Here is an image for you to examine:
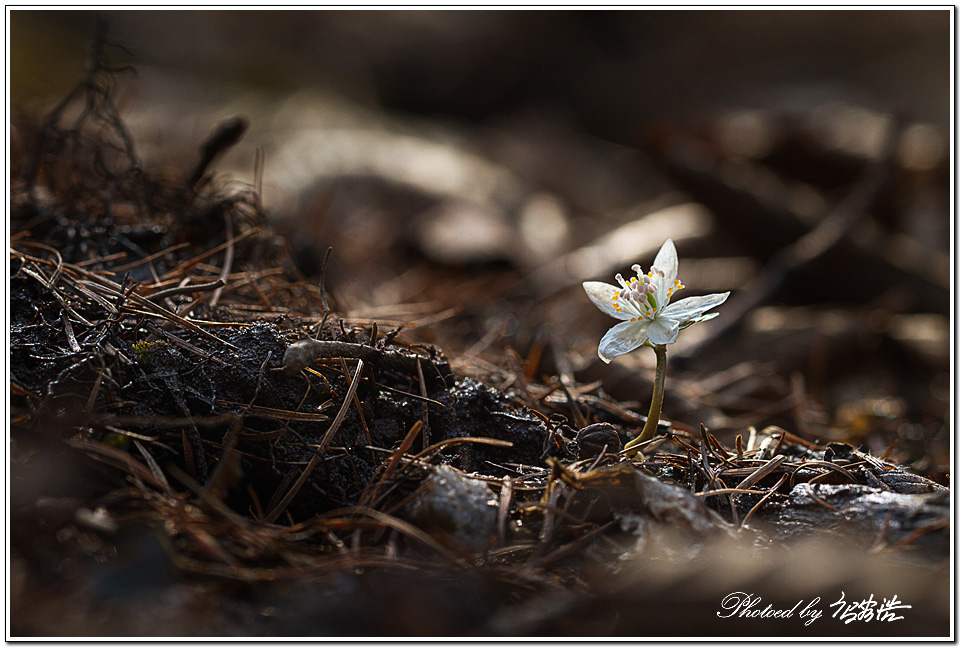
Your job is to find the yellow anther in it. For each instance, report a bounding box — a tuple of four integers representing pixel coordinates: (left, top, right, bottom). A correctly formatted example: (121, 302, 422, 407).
(630, 317, 637, 322)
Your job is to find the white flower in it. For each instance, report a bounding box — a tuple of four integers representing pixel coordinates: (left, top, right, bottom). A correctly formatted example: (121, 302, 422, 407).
(583, 238, 730, 363)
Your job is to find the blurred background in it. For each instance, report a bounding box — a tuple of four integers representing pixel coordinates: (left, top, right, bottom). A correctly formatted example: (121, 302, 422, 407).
(10, 9, 951, 473)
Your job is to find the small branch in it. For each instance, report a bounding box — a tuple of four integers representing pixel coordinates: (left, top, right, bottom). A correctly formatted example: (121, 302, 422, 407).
(282, 338, 453, 388)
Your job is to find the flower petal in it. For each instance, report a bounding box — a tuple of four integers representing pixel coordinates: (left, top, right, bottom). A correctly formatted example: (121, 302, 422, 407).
(598, 320, 651, 363)
(651, 238, 679, 308)
(662, 292, 730, 322)
(583, 281, 632, 320)
(647, 315, 680, 345)
(652, 239, 679, 286)
(679, 312, 719, 330)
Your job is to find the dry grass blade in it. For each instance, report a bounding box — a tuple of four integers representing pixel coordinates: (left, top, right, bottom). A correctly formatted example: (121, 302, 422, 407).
(332, 507, 470, 566)
(535, 520, 616, 568)
(340, 357, 371, 447)
(20, 266, 98, 325)
(789, 460, 859, 488)
(65, 437, 169, 492)
(133, 439, 175, 495)
(121, 290, 239, 350)
(416, 358, 431, 450)
(401, 306, 461, 329)
(550, 336, 587, 429)
(61, 314, 81, 352)
(412, 436, 514, 460)
(803, 486, 839, 511)
(497, 476, 513, 546)
(75, 252, 127, 267)
(697, 425, 720, 492)
(72, 270, 238, 350)
(740, 472, 791, 529)
(700, 424, 738, 524)
(263, 358, 365, 523)
(13, 240, 65, 287)
(354, 434, 516, 514)
(203, 419, 244, 502)
(145, 278, 226, 303)
(893, 518, 950, 549)
(142, 321, 228, 365)
(694, 487, 768, 498)
(181, 428, 198, 478)
(165, 463, 252, 526)
(158, 225, 265, 281)
(373, 381, 446, 407)
(519, 499, 597, 526)
(359, 420, 422, 508)
(70, 279, 121, 316)
(179, 523, 241, 567)
(93, 413, 239, 428)
(525, 484, 563, 566)
(208, 210, 234, 307)
(707, 432, 732, 461)
(214, 399, 329, 423)
(111, 242, 190, 272)
(735, 454, 788, 491)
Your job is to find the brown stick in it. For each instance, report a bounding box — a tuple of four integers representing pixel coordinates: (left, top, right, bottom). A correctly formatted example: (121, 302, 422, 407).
(282, 338, 452, 387)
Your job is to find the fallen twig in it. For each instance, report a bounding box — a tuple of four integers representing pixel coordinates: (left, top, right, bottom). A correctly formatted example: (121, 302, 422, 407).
(282, 338, 453, 387)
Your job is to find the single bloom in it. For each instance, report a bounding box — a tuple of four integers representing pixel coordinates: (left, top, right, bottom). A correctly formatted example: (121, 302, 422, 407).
(583, 238, 730, 363)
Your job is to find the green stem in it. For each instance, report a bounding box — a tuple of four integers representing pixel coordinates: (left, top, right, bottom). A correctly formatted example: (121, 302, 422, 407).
(623, 343, 667, 456)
